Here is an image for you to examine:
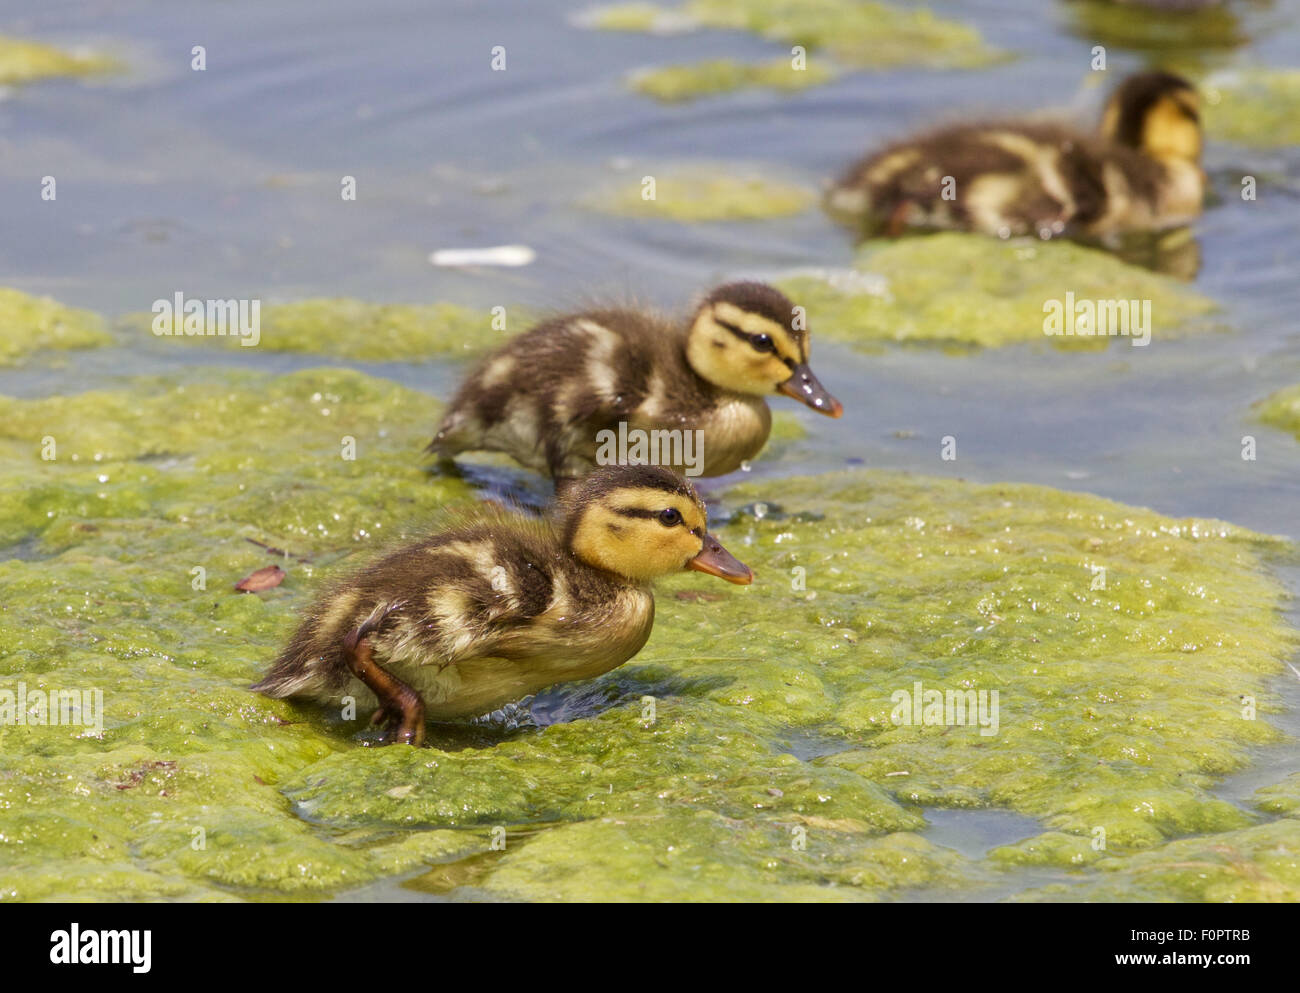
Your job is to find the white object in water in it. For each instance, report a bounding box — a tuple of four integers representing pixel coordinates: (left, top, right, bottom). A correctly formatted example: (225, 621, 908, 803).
(429, 244, 536, 267)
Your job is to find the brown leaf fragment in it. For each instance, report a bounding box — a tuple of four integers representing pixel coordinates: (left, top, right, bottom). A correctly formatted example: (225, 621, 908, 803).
(235, 565, 285, 592)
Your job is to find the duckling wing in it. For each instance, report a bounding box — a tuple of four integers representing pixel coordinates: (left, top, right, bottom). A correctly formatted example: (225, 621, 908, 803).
(253, 518, 559, 698)
(431, 308, 684, 478)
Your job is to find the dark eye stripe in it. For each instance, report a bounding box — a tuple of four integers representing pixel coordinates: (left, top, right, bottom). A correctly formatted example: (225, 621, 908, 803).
(614, 506, 693, 528)
(714, 318, 752, 343)
(717, 316, 794, 359)
(614, 507, 660, 519)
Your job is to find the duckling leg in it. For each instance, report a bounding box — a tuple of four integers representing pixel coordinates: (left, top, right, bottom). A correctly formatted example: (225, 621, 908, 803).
(886, 199, 915, 238)
(341, 618, 425, 747)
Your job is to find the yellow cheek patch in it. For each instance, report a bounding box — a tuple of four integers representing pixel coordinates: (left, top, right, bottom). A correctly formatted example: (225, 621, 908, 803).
(1145, 95, 1201, 161)
(572, 487, 710, 581)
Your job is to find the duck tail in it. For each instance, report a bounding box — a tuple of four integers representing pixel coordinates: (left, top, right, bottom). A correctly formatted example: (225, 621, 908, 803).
(250, 595, 360, 699)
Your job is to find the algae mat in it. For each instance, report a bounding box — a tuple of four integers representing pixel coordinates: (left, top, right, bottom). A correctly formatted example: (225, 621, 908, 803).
(127, 297, 509, 362)
(0, 288, 111, 367)
(1258, 384, 1300, 444)
(0, 367, 1296, 900)
(1203, 69, 1300, 149)
(0, 36, 114, 86)
(588, 1, 1003, 72)
(781, 234, 1219, 351)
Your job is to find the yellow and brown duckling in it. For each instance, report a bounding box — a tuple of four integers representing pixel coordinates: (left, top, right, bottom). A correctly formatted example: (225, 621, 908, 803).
(252, 465, 752, 745)
(427, 282, 842, 481)
(826, 70, 1204, 241)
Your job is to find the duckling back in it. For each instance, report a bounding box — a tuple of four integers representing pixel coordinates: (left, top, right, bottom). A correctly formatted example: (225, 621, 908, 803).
(429, 308, 764, 478)
(828, 72, 1203, 240)
(827, 122, 1112, 239)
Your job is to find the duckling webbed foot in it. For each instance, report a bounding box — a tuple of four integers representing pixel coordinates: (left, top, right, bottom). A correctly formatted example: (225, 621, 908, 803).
(341, 611, 425, 747)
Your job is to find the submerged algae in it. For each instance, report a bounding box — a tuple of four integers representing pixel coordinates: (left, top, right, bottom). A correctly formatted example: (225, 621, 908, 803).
(0, 36, 114, 86)
(592, 0, 1003, 71)
(630, 57, 833, 103)
(1, 360, 1294, 902)
(587, 169, 813, 221)
(780, 234, 1219, 350)
(0, 288, 111, 366)
(133, 298, 507, 361)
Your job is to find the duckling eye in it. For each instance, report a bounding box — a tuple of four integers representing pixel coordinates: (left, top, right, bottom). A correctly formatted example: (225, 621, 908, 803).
(750, 333, 775, 354)
(658, 508, 682, 527)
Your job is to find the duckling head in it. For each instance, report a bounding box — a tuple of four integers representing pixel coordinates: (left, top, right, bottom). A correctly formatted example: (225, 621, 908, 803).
(685, 281, 843, 418)
(563, 465, 753, 585)
(1101, 71, 1201, 166)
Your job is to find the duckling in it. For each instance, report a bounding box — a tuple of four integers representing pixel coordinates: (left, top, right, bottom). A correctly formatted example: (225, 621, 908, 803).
(826, 71, 1204, 241)
(251, 465, 752, 745)
(427, 282, 842, 481)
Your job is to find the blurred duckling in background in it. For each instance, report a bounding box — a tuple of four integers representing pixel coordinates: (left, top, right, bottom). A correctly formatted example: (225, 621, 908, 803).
(252, 465, 752, 745)
(826, 70, 1204, 242)
(428, 282, 842, 481)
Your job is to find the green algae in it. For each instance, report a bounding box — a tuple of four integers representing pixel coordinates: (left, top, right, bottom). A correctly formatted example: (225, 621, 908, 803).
(0, 36, 114, 86)
(1062, 1, 1248, 57)
(587, 169, 814, 220)
(631, 57, 834, 102)
(721, 471, 1293, 854)
(1203, 70, 1300, 149)
(0, 288, 111, 366)
(0, 360, 1294, 902)
(1019, 820, 1300, 902)
(1258, 383, 1300, 442)
(591, 0, 1004, 71)
(988, 831, 1106, 869)
(0, 369, 470, 549)
(589, 3, 667, 32)
(129, 298, 508, 361)
(779, 234, 1220, 350)
(0, 368, 490, 899)
(477, 813, 973, 901)
(1254, 774, 1300, 819)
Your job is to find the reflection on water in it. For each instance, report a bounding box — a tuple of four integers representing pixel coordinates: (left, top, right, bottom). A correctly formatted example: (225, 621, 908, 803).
(1090, 226, 1202, 278)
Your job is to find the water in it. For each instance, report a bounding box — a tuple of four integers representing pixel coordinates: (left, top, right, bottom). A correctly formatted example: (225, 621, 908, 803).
(5, 0, 1300, 900)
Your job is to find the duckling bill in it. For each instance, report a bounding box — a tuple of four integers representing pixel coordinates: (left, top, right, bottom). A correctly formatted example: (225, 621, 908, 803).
(826, 71, 1204, 241)
(252, 465, 752, 746)
(428, 281, 842, 481)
